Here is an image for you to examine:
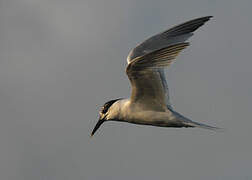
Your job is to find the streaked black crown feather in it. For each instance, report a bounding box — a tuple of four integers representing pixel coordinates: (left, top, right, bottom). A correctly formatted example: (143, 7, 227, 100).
(101, 98, 122, 114)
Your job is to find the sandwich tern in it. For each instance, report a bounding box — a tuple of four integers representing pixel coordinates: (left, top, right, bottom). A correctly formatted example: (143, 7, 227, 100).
(91, 16, 219, 136)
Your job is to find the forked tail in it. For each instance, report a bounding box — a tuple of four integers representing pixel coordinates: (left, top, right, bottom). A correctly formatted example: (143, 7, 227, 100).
(184, 120, 222, 132)
(172, 110, 222, 131)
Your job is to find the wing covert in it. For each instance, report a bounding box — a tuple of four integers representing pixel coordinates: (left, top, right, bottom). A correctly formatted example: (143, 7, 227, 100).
(126, 16, 212, 109)
(126, 43, 189, 110)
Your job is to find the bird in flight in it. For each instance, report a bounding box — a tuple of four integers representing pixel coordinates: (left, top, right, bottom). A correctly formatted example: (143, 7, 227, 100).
(91, 16, 219, 136)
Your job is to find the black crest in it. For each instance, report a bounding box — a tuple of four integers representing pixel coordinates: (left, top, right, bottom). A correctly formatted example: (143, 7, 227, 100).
(101, 98, 122, 114)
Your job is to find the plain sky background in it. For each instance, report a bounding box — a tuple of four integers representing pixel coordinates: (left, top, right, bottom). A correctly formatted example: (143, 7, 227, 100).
(0, 0, 252, 179)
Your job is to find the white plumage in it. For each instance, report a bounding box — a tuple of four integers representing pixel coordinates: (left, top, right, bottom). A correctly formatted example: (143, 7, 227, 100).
(91, 16, 219, 136)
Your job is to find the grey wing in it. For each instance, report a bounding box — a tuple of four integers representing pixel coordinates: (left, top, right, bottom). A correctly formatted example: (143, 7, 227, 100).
(127, 16, 212, 109)
(158, 69, 172, 109)
(127, 16, 212, 62)
(126, 43, 189, 111)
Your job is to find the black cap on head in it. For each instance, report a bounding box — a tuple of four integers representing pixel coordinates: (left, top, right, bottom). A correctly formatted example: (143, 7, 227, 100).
(101, 98, 122, 114)
(91, 98, 122, 137)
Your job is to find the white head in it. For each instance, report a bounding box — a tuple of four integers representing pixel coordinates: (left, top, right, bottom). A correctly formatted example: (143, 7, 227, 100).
(91, 98, 122, 136)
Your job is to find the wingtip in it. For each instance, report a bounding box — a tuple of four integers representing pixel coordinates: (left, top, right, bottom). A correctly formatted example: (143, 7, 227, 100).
(206, 16, 213, 21)
(189, 16, 213, 24)
(204, 15, 213, 19)
(198, 16, 213, 20)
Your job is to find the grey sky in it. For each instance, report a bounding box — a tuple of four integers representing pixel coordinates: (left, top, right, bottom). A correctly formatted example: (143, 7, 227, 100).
(0, 0, 252, 179)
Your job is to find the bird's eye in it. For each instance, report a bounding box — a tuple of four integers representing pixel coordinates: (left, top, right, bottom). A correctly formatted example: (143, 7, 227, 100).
(100, 105, 106, 113)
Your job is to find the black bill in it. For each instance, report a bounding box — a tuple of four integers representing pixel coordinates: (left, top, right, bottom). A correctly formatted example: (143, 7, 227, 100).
(91, 119, 105, 137)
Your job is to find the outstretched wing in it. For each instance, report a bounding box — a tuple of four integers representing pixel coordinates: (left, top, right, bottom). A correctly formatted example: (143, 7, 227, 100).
(127, 16, 212, 109)
(126, 43, 189, 111)
(127, 16, 212, 62)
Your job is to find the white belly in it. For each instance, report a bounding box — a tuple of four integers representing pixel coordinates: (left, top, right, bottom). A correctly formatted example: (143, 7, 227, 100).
(115, 99, 188, 127)
(127, 110, 179, 126)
